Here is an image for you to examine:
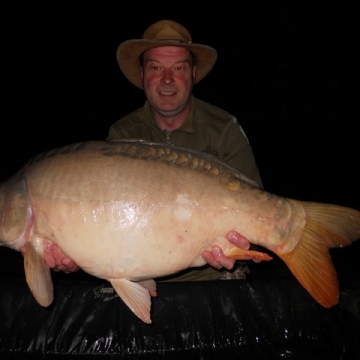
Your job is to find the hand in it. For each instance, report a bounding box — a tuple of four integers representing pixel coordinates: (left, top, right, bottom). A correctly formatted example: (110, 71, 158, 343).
(201, 231, 250, 270)
(21, 238, 80, 273)
(43, 239, 80, 273)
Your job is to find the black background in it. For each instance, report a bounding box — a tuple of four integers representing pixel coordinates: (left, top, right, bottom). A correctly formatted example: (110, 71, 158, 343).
(1, 2, 359, 276)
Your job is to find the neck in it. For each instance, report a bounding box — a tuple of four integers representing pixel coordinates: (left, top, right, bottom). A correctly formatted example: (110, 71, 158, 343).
(152, 106, 191, 131)
(154, 114, 186, 131)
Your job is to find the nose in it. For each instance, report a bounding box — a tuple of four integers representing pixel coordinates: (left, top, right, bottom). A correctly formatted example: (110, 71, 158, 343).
(161, 69, 174, 85)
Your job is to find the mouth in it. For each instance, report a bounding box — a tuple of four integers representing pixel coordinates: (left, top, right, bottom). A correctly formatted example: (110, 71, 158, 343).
(159, 91, 176, 96)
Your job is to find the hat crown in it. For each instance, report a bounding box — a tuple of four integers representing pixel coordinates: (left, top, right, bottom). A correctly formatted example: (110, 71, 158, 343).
(142, 20, 192, 44)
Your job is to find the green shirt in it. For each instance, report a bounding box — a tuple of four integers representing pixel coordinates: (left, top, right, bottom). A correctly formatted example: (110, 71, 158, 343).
(107, 96, 263, 187)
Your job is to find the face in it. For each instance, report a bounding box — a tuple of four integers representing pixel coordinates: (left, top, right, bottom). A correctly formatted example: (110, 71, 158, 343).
(141, 46, 196, 122)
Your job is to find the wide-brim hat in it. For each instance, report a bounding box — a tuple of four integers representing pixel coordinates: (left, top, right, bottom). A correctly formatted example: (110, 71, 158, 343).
(116, 20, 217, 89)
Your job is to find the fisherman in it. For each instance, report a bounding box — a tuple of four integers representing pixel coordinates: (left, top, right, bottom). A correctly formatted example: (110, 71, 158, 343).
(30, 20, 263, 280)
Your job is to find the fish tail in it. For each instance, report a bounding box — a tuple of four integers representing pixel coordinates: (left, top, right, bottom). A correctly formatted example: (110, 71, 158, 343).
(278, 201, 360, 308)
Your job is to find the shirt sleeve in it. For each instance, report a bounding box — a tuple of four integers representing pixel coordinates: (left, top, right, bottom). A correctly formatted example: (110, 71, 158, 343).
(106, 122, 127, 141)
(218, 116, 263, 188)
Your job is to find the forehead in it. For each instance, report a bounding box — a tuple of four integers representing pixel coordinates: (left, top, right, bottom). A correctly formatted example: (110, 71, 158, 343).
(143, 46, 192, 60)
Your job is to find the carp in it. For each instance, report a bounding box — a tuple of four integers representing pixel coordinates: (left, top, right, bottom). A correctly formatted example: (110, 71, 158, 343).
(0, 140, 359, 324)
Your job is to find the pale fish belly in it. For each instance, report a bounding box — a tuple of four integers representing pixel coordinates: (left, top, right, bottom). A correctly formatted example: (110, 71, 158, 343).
(29, 188, 237, 281)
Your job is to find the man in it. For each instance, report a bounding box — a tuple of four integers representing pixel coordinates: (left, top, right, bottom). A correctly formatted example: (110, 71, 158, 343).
(106, 20, 263, 280)
(33, 20, 262, 279)
(108, 20, 262, 186)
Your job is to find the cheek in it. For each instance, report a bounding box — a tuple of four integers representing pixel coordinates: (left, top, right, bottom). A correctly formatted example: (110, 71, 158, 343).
(143, 74, 160, 88)
(143, 78, 158, 97)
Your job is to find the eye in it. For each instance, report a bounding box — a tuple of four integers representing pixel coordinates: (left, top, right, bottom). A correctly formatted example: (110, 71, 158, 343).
(146, 63, 162, 71)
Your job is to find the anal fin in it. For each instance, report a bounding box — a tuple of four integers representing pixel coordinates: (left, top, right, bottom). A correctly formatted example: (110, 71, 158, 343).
(225, 248, 273, 262)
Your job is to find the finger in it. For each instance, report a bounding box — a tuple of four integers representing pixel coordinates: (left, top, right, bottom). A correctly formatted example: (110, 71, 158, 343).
(201, 250, 222, 269)
(62, 258, 80, 272)
(49, 244, 65, 267)
(226, 231, 250, 250)
(44, 247, 56, 268)
(211, 246, 235, 270)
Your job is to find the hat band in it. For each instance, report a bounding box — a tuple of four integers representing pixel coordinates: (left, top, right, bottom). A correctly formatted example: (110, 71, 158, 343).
(150, 38, 192, 44)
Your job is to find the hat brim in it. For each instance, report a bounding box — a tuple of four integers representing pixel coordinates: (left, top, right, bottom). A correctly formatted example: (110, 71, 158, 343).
(116, 39, 217, 89)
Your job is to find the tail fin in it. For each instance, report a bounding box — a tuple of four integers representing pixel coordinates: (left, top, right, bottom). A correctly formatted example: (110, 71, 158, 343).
(278, 201, 360, 308)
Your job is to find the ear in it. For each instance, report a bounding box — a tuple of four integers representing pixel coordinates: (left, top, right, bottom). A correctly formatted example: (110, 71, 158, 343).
(192, 65, 197, 84)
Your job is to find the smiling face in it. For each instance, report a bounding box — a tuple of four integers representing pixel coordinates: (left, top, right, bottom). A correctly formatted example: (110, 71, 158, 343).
(141, 46, 196, 130)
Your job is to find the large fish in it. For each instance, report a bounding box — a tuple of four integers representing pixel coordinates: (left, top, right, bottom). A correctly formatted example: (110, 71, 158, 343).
(0, 140, 359, 324)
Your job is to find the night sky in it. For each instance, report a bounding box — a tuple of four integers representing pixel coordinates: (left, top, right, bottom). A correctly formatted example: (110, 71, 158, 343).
(1, 2, 359, 277)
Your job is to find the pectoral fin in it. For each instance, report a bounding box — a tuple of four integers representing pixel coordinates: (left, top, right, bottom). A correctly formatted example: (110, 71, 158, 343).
(110, 278, 157, 324)
(24, 241, 53, 307)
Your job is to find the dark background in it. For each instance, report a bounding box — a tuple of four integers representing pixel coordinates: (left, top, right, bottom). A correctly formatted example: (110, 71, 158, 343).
(1, 2, 359, 278)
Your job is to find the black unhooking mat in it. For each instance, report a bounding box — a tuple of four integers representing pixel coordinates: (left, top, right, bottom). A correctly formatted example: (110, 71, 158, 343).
(0, 245, 359, 360)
